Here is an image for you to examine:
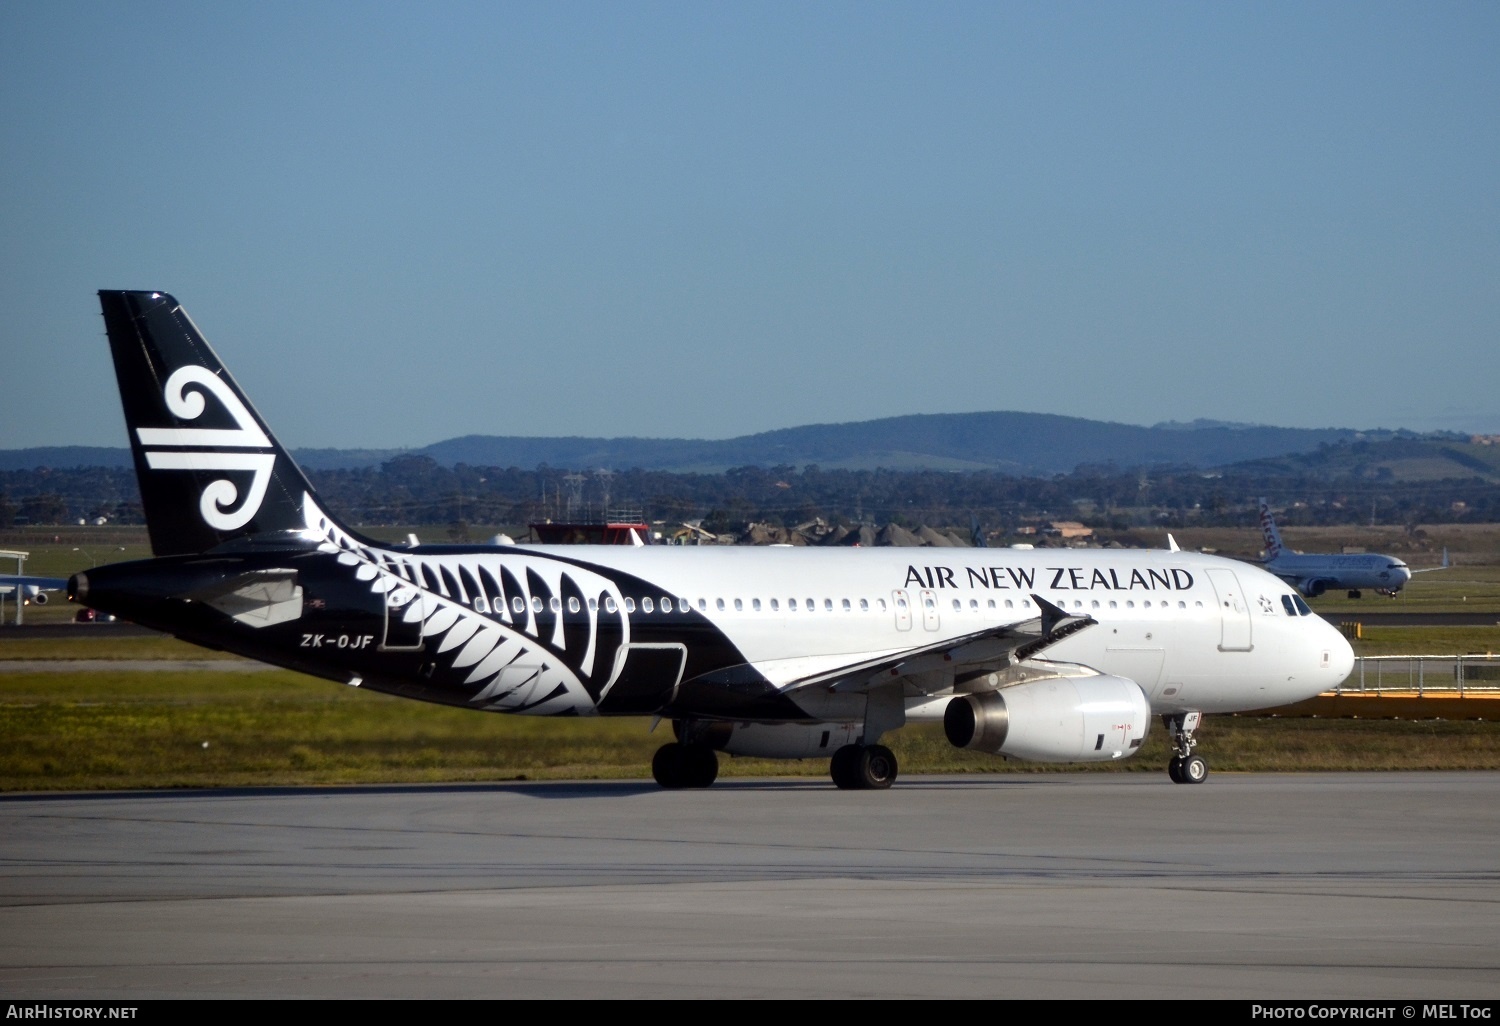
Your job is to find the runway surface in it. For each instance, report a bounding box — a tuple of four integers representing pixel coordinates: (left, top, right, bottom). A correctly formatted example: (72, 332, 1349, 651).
(3, 772, 1499, 999)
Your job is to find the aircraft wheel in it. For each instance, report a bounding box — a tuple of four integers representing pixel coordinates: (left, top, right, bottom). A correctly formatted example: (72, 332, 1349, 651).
(1348, 590, 1362, 599)
(830, 744, 861, 789)
(1167, 756, 1185, 783)
(683, 745, 719, 788)
(1181, 754, 1208, 784)
(857, 745, 898, 790)
(652, 742, 687, 789)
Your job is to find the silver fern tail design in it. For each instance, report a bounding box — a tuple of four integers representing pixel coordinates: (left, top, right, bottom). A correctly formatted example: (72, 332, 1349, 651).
(303, 498, 629, 715)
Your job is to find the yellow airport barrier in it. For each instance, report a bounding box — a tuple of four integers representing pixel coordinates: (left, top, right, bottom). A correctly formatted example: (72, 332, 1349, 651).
(1255, 654, 1500, 719)
(1269, 690, 1498, 720)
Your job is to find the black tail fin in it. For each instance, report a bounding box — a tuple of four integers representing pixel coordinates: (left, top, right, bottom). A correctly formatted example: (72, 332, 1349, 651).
(99, 290, 327, 556)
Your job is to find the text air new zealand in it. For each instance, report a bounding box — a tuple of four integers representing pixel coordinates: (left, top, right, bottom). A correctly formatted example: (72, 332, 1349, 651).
(72, 291, 1355, 789)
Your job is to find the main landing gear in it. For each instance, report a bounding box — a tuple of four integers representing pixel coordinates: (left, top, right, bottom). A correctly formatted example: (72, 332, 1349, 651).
(1164, 711, 1208, 785)
(652, 742, 719, 789)
(829, 744, 898, 790)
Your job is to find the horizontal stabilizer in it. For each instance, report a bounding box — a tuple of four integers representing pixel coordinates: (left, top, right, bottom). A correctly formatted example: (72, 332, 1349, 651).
(184, 569, 303, 628)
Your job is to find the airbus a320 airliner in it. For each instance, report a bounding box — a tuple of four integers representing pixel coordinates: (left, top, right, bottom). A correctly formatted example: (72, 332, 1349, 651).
(1258, 498, 1448, 599)
(71, 292, 1355, 789)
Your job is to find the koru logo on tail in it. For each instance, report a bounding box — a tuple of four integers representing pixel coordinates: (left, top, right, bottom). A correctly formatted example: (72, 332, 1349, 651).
(136, 365, 275, 531)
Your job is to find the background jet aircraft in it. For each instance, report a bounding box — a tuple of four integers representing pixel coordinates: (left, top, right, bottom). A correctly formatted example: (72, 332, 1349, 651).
(1257, 498, 1447, 598)
(0, 575, 67, 602)
(0, 574, 68, 624)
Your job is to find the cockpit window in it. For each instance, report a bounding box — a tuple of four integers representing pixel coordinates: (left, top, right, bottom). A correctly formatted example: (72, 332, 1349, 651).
(1281, 595, 1297, 616)
(1292, 594, 1312, 616)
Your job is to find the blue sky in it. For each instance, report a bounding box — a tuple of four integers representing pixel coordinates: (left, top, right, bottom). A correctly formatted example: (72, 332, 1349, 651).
(2, 1, 1497, 450)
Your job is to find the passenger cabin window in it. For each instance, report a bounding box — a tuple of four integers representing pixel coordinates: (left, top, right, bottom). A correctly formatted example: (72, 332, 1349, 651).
(474, 596, 490, 613)
(567, 597, 580, 613)
(859, 598, 869, 611)
(604, 596, 617, 613)
(588, 597, 598, 612)
(624, 597, 635, 613)
(550, 597, 561, 612)
(512, 597, 525, 614)
(752, 598, 761, 612)
(770, 599, 779, 611)
(642, 597, 654, 613)
(716, 598, 726, 611)
(734, 598, 743, 611)
(789, 598, 797, 611)
(842, 598, 851, 611)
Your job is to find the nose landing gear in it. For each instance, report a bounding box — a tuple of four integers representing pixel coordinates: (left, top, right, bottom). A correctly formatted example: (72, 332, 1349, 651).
(1164, 711, 1208, 784)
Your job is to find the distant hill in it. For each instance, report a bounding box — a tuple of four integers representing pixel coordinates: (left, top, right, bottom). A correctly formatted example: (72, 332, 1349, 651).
(391, 413, 1370, 476)
(1228, 436, 1500, 484)
(0, 447, 137, 471)
(0, 412, 1419, 476)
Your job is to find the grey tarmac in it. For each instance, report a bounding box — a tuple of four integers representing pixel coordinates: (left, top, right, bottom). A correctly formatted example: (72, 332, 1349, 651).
(1, 772, 1498, 999)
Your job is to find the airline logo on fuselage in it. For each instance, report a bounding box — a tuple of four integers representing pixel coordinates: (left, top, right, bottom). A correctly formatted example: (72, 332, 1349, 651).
(135, 365, 276, 531)
(903, 564, 1195, 591)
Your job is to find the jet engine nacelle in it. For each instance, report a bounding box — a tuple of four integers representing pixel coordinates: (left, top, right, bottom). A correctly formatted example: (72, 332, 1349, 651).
(1299, 579, 1328, 598)
(694, 721, 863, 759)
(943, 674, 1150, 762)
(24, 587, 47, 605)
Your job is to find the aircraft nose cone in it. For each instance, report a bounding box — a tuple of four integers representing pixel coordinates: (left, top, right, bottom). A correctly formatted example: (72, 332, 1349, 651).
(1324, 623, 1356, 688)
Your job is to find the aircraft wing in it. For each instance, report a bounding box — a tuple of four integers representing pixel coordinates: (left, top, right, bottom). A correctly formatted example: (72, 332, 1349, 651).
(1410, 549, 1451, 574)
(782, 594, 1096, 696)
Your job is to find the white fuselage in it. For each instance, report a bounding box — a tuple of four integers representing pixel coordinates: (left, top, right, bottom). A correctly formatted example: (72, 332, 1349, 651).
(1264, 551, 1412, 595)
(472, 541, 1355, 718)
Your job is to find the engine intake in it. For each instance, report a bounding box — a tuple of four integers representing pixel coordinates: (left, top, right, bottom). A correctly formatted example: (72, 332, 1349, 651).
(944, 674, 1150, 762)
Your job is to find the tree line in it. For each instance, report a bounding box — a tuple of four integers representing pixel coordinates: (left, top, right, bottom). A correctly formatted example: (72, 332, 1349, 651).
(3, 454, 1498, 533)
